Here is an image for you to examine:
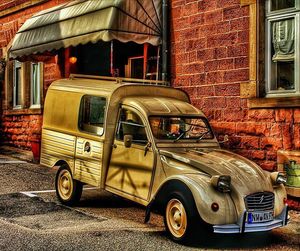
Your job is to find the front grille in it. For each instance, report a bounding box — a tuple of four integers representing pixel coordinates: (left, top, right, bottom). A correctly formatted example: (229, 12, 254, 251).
(245, 192, 274, 211)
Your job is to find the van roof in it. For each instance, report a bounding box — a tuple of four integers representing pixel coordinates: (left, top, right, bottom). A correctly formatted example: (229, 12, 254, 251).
(122, 96, 204, 116)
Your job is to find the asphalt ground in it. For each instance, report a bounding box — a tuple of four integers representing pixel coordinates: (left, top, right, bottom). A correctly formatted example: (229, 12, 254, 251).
(0, 153, 299, 250)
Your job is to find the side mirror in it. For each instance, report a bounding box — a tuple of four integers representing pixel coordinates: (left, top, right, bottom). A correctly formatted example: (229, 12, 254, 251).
(124, 134, 133, 148)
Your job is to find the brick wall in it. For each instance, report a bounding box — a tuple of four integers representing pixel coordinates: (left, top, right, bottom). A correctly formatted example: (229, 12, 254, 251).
(170, 0, 300, 172)
(0, 0, 68, 149)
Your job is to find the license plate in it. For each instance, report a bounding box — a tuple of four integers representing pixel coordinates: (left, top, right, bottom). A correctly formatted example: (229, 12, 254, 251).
(247, 211, 274, 224)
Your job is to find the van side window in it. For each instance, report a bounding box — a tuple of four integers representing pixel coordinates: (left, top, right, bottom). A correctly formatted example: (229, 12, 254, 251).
(79, 96, 106, 135)
(116, 108, 148, 145)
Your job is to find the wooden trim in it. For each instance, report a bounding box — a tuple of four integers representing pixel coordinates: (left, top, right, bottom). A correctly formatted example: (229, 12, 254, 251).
(249, 96, 300, 108)
(0, 0, 50, 18)
(240, 0, 256, 6)
(240, 0, 258, 98)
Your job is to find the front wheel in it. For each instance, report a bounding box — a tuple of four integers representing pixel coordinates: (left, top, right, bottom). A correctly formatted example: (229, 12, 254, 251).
(55, 165, 83, 206)
(164, 191, 205, 243)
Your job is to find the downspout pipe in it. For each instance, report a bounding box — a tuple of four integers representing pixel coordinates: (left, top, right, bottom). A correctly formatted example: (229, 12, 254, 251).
(161, 0, 168, 83)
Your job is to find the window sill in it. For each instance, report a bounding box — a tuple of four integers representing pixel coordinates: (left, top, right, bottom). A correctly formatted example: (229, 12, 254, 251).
(3, 108, 43, 116)
(249, 96, 300, 108)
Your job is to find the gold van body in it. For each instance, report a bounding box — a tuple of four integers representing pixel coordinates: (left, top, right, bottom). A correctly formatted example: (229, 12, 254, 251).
(41, 75, 288, 242)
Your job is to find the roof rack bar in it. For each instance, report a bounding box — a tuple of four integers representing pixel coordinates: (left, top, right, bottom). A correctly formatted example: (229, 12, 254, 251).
(69, 74, 169, 86)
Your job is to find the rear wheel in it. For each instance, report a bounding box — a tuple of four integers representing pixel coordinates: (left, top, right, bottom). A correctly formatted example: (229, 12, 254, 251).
(55, 165, 82, 206)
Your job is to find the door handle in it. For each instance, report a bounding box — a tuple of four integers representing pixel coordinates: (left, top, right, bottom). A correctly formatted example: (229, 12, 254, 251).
(84, 142, 91, 153)
(113, 143, 117, 149)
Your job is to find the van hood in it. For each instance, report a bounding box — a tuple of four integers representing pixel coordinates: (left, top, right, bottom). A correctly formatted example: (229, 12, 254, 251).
(160, 148, 273, 195)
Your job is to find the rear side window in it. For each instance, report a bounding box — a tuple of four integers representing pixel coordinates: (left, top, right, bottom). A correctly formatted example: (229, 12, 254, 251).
(79, 95, 106, 135)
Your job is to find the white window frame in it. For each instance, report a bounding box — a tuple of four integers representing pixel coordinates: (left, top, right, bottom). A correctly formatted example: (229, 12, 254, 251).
(13, 60, 22, 109)
(265, 0, 300, 97)
(30, 62, 42, 108)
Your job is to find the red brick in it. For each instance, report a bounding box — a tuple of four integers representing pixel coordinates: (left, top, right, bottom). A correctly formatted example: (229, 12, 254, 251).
(210, 122, 236, 135)
(259, 161, 276, 172)
(237, 30, 249, 43)
(268, 124, 282, 137)
(266, 151, 277, 161)
(251, 150, 265, 160)
(204, 9, 223, 24)
(196, 85, 215, 96)
(282, 124, 293, 149)
(228, 44, 249, 57)
(185, 38, 206, 52)
(206, 71, 224, 84)
(196, 49, 214, 61)
(294, 109, 300, 123)
(218, 58, 234, 70)
(223, 109, 246, 122)
(182, 2, 198, 17)
(214, 47, 227, 58)
(223, 69, 249, 82)
(230, 17, 249, 31)
(190, 73, 206, 85)
(203, 97, 226, 109)
(226, 97, 240, 108)
(294, 124, 300, 148)
(204, 60, 218, 72)
(275, 109, 293, 123)
(234, 57, 249, 69)
(189, 13, 204, 27)
(261, 137, 283, 151)
(207, 32, 238, 48)
(248, 109, 275, 121)
(216, 0, 240, 8)
(223, 5, 249, 20)
(215, 83, 240, 96)
(238, 136, 260, 149)
(236, 122, 268, 136)
(198, 0, 217, 11)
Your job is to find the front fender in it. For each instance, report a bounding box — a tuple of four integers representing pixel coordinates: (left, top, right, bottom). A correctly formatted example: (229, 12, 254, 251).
(155, 174, 238, 225)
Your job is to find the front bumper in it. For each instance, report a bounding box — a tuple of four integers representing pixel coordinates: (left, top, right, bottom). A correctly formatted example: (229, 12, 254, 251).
(213, 205, 289, 234)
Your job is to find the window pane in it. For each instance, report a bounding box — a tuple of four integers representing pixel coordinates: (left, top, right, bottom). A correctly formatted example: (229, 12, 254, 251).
(272, 19, 294, 61)
(31, 63, 40, 105)
(270, 61, 295, 91)
(13, 61, 22, 107)
(116, 109, 147, 145)
(79, 96, 106, 135)
(271, 0, 295, 11)
(269, 18, 295, 91)
(16, 67, 22, 105)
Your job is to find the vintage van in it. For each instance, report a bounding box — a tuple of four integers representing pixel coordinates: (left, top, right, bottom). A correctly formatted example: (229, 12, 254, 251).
(41, 75, 289, 242)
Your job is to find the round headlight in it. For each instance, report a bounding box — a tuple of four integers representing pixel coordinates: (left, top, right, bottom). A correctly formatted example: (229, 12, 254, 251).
(271, 172, 287, 185)
(211, 175, 231, 193)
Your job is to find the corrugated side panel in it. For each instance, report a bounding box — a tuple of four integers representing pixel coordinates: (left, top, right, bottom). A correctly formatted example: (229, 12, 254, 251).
(74, 137, 103, 187)
(40, 129, 76, 169)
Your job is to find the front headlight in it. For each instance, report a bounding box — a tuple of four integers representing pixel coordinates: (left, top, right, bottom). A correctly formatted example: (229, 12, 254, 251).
(211, 175, 231, 193)
(271, 172, 287, 185)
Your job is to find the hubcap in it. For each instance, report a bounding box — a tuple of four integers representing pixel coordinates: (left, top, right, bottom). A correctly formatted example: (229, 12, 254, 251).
(166, 198, 187, 238)
(57, 169, 73, 200)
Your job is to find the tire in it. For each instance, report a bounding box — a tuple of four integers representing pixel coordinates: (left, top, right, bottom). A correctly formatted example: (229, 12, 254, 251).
(55, 164, 83, 206)
(164, 190, 203, 243)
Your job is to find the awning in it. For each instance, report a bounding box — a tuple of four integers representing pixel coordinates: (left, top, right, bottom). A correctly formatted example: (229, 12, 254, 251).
(9, 0, 162, 58)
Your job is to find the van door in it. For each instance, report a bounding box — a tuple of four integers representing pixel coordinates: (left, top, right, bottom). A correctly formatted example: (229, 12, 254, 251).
(73, 95, 106, 187)
(106, 107, 155, 201)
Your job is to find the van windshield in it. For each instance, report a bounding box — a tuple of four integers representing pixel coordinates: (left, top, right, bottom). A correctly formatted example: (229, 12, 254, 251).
(149, 116, 214, 141)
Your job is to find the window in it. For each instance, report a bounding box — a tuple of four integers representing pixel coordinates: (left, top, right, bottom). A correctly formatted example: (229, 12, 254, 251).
(13, 60, 22, 108)
(265, 0, 299, 96)
(79, 95, 106, 135)
(116, 108, 148, 145)
(30, 62, 41, 107)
